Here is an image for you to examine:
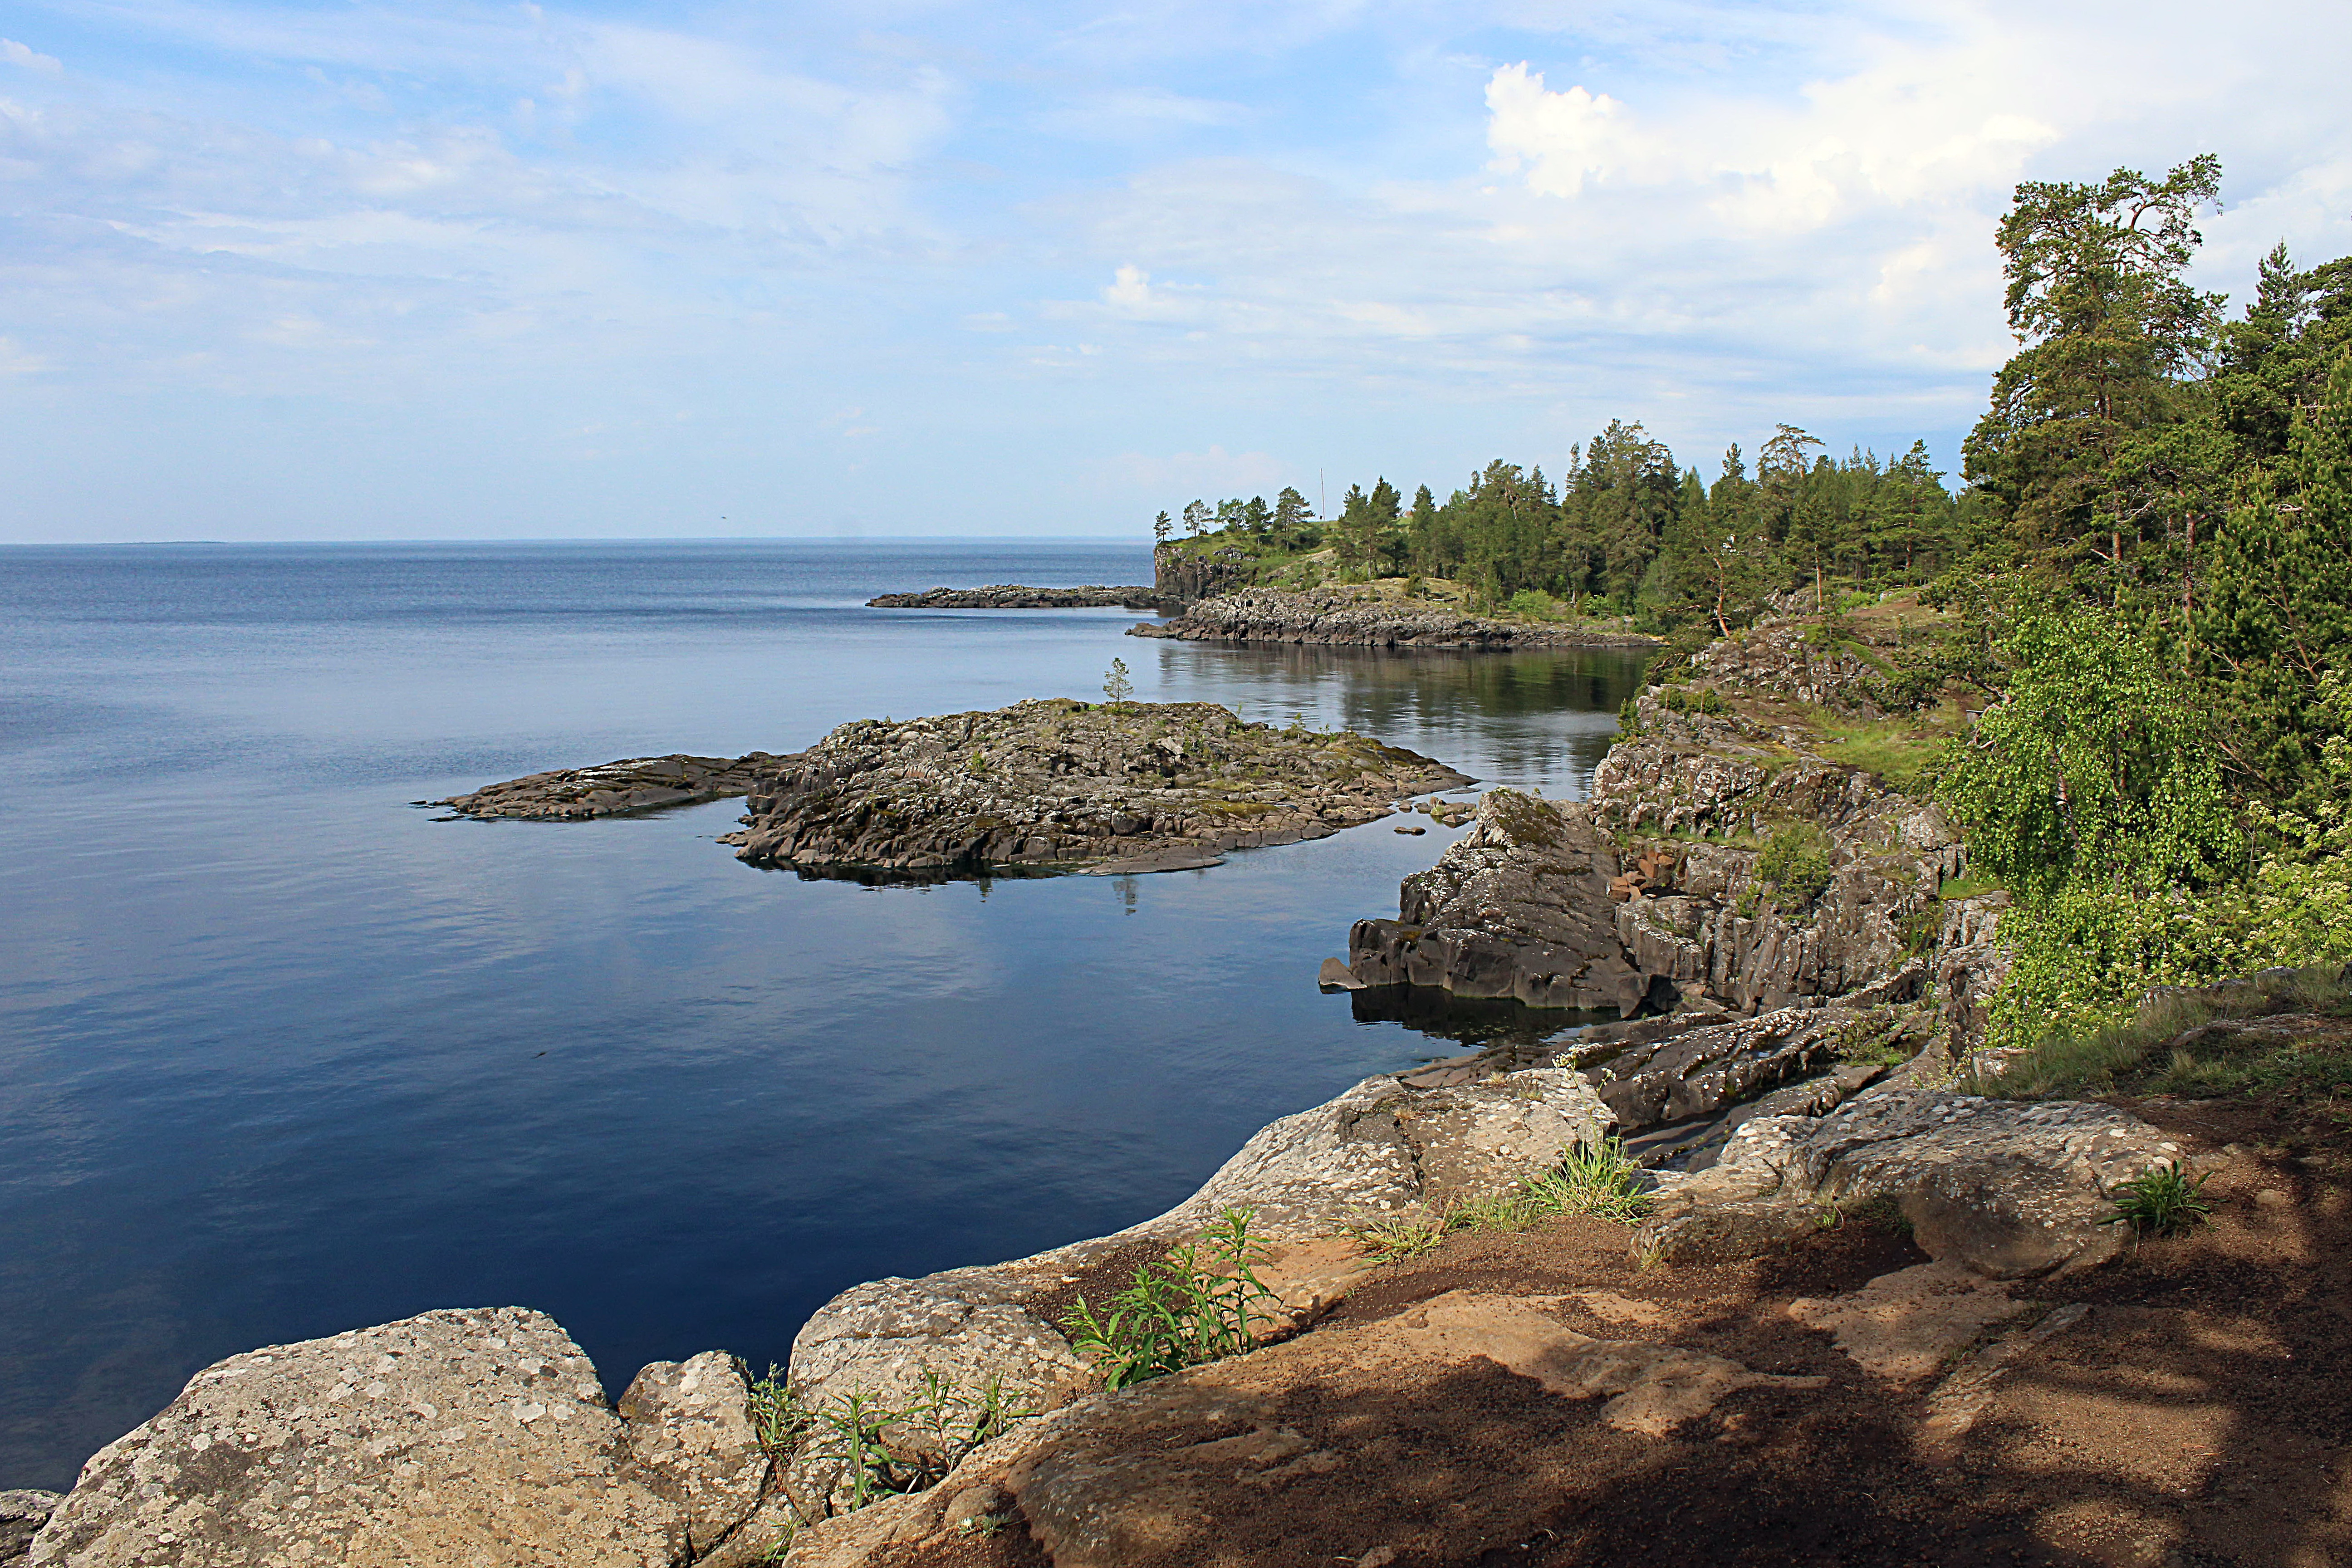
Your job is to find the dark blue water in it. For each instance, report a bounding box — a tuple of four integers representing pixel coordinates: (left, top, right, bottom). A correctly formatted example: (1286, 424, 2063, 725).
(0, 540, 1646, 1490)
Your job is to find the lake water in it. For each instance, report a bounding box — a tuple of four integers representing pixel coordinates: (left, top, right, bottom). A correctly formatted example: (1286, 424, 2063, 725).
(0, 540, 1647, 1490)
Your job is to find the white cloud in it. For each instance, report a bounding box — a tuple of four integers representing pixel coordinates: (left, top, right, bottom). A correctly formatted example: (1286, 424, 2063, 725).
(1092, 444, 1287, 495)
(0, 335, 48, 374)
(1, 38, 64, 74)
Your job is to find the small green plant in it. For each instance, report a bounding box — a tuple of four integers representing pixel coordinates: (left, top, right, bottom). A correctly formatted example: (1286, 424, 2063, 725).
(1521, 1135, 1651, 1223)
(1896, 901, 1945, 956)
(1348, 1211, 1446, 1262)
(1102, 657, 1134, 706)
(1754, 822, 1833, 909)
(1615, 694, 1645, 738)
(744, 1366, 1034, 1524)
(1061, 1207, 1278, 1389)
(2102, 1163, 2214, 1235)
(1660, 684, 1727, 716)
(1445, 1189, 1533, 1234)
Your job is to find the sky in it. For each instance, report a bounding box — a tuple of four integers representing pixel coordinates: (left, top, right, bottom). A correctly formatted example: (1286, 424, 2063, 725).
(1, 1, 2347, 543)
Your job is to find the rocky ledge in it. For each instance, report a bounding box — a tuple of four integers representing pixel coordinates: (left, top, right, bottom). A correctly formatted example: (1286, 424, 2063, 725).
(724, 699, 1472, 878)
(1130, 587, 1659, 650)
(866, 585, 1161, 610)
(432, 755, 784, 822)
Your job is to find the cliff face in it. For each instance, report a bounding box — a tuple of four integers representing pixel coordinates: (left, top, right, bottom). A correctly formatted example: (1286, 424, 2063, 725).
(1152, 544, 1256, 605)
(1343, 688, 2010, 1103)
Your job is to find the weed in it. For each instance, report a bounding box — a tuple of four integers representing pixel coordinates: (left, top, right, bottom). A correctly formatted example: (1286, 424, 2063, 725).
(1061, 1207, 1278, 1389)
(1348, 1211, 1446, 1262)
(1520, 1136, 1652, 1223)
(2102, 1163, 2214, 1235)
(1897, 901, 1945, 956)
(1445, 1189, 1533, 1234)
(1660, 685, 1727, 716)
(744, 1367, 1034, 1526)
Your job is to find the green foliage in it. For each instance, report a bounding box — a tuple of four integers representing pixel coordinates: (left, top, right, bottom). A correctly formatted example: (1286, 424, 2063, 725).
(2101, 1164, 2214, 1235)
(1754, 822, 1833, 909)
(1937, 603, 2236, 902)
(745, 1366, 1034, 1525)
(1102, 657, 1134, 706)
(1347, 1211, 1446, 1262)
(1972, 965, 2348, 1099)
(1521, 1136, 1652, 1223)
(1658, 684, 1726, 715)
(1060, 1208, 1278, 1390)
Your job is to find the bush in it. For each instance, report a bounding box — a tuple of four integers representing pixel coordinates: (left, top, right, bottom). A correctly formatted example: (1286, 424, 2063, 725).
(1754, 822, 1833, 909)
(1061, 1208, 1277, 1390)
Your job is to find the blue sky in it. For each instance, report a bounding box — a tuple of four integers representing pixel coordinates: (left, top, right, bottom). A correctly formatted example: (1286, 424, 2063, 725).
(2, 0, 2347, 542)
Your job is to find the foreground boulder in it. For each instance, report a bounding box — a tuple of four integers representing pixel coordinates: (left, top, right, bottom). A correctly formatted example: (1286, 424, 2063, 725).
(29, 1307, 681, 1568)
(727, 699, 1472, 879)
(2, 1494, 59, 1565)
(1634, 1088, 2182, 1277)
(433, 754, 780, 821)
(616, 1352, 770, 1557)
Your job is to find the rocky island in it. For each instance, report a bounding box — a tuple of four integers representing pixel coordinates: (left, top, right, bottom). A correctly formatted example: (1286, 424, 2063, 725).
(866, 585, 1161, 610)
(725, 699, 1473, 877)
(429, 701, 1474, 880)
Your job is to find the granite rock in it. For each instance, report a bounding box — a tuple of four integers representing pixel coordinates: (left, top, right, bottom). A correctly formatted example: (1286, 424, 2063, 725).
(434, 754, 780, 822)
(28, 1307, 681, 1568)
(616, 1351, 768, 1557)
(1, 1494, 59, 1565)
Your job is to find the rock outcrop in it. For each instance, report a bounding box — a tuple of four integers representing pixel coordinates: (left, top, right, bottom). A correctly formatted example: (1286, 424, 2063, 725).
(1342, 696, 1972, 1029)
(1151, 544, 1254, 605)
(1131, 587, 1657, 650)
(433, 754, 781, 821)
(1, 1495, 59, 1566)
(726, 699, 1472, 879)
(782, 1065, 1612, 1422)
(866, 586, 1160, 610)
(28, 1307, 682, 1568)
(1634, 1088, 2183, 1277)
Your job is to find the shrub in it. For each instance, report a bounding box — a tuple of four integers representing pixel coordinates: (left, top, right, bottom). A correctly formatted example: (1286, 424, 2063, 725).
(1754, 822, 1833, 909)
(1061, 1208, 1278, 1390)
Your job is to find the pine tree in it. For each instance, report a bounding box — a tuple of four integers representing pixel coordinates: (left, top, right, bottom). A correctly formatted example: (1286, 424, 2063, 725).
(1153, 510, 1173, 546)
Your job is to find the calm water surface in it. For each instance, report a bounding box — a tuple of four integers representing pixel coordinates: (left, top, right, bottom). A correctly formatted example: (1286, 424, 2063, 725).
(0, 540, 1646, 1488)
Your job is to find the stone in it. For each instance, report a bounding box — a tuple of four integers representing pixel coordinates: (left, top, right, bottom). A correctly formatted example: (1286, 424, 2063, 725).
(1317, 956, 1367, 990)
(1787, 1261, 2029, 1382)
(616, 1350, 769, 1556)
(434, 753, 781, 821)
(27, 1306, 681, 1568)
(2, 1494, 60, 1565)
(1633, 1089, 2176, 1279)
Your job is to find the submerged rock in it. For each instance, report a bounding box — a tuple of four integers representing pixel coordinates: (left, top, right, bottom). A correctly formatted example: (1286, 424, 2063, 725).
(28, 1307, 681, 1568)
(728, 699, 1472, 879)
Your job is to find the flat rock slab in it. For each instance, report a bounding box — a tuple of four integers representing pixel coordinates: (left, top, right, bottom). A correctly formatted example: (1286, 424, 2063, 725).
(1635, 1089, 2180, 1278)
(29, 1307, 681, 1568)
(730, 699, 1472, 881)
(867, 585, 1159, 609)
(434, 753, 779, 821)
(1788, 1261, 2029, 1382)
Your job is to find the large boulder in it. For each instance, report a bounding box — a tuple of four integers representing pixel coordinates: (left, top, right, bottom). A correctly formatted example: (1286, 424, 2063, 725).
(28, 1308, 682, 1568)
(1634, 1088, 2182, 1278)
(616, 1351, 769, 1558)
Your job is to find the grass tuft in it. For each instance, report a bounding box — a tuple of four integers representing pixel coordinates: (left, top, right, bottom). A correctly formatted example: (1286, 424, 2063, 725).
(2101, 1163, 2214, 1235)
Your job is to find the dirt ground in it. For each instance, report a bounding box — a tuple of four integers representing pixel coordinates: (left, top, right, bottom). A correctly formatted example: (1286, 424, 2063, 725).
(880, 1093, 2351, 1568)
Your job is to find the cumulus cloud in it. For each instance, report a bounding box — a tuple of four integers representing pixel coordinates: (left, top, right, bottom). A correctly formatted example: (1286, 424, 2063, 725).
(2, 37, 63, 73)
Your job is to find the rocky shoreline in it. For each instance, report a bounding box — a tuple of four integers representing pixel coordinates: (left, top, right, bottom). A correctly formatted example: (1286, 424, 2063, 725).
(1130, 586, 1660, 650)
(23, 615, 2347, 1566)
(866, 585, 1161, 610)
